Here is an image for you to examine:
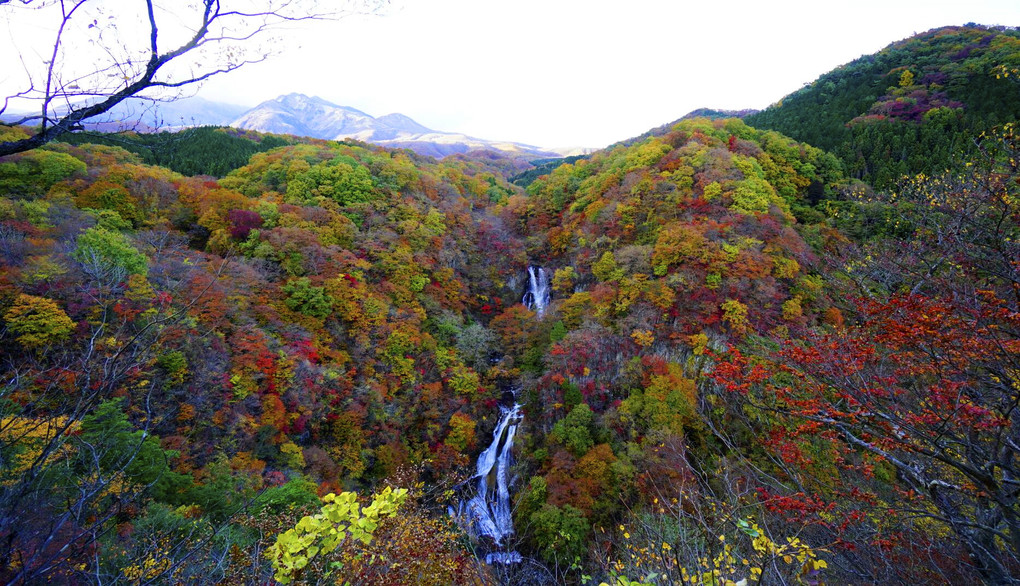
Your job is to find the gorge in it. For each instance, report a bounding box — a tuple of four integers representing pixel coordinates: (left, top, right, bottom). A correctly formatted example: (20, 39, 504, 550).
(452, 267, 554, 565)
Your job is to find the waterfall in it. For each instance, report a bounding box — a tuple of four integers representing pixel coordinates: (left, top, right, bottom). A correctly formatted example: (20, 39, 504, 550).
(452, 401, 523, 563)
(452, 266, 548, 565)
(522, 266, 550, 317)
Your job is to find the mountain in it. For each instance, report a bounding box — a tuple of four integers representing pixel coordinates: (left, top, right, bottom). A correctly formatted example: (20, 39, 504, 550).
(228, 94, 378, 138)
(6, 93, 568, 160)
(230, 93, 561, 159)
(744, 24, 1020, 188)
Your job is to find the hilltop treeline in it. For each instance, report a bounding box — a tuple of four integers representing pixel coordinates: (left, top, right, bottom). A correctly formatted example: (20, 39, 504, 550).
(747, 25, 1020, 188)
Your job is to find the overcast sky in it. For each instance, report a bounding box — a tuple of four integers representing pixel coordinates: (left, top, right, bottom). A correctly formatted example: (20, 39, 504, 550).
(6, 1, 1020, 149)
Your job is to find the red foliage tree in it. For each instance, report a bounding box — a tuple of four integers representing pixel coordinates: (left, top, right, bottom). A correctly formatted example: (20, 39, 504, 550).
(713, 126, 1020, 583)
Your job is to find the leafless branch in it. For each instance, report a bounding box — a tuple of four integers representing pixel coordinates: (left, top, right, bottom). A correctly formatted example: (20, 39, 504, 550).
(1, 0, 387, 156)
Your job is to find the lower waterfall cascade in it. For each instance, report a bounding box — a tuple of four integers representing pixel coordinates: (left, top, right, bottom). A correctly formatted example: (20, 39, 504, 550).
(451, 265, 555, 565)
(451, 401, 523, 564)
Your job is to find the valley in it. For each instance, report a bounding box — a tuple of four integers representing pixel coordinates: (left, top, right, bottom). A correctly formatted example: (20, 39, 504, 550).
(0, 22, 1018, 586)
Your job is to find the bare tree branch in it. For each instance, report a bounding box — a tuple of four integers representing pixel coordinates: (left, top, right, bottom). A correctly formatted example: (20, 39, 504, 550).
(0, 0, 388, 157)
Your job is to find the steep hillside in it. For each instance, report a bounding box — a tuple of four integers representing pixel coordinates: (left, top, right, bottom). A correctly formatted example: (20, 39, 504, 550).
(490, 117, 853, 571)
(504, 116, 845, 380)
(745, 25, 1020, 187)
(497, 116, 1020, 584)
(0, 125, 530, 583)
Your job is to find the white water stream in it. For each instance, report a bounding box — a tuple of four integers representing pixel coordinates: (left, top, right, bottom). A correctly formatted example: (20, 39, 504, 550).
(453, 402, 523, 562)
(452, 267, 551, 564)
(522, 266, 550, 317)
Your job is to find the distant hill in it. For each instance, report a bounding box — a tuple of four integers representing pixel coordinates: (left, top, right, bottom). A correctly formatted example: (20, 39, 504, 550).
(744, 25, 1020, 188)
(613, 108, 759, 148)
(230, 93, 561, 159)
(57, 126, 290, 177)
(507, 154, 591, 188)
(681, 108, 760, 121)
(512, 109, 759, 190)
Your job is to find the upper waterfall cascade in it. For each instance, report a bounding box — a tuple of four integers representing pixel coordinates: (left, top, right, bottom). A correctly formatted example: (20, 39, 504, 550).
(522, 266, 550, 317)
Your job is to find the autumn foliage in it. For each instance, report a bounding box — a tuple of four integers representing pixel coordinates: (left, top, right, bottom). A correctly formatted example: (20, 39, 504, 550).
(0, 104, 1017, 585)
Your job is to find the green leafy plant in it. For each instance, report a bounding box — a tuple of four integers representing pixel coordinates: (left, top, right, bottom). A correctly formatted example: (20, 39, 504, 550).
(266, 487, 408, 584)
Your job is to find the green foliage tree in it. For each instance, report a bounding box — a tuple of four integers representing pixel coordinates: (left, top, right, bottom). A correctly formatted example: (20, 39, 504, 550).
(72, 226, 148, 284)
(253, 477, 322, 514)
(593, 251, 624, 282)
(551, 403, 595, 457)
(730, 176, 778, 214)
(76, 400, 190, 500)
(286, 160, 376, 205)
(529, 503, 591, 565)
(0, 149, 86, 195)
(621, 363, 699, 436)
(282, 277, 334, 320)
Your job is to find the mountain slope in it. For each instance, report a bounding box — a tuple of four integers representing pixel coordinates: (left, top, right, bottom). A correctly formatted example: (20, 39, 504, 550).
(230, 93, 560, 159)
(744, 25, 1020, 188)
(4, 88, 1019, 582)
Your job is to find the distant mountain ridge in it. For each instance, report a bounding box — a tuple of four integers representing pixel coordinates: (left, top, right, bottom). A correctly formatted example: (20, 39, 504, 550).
(2, 96, 249, 133)
(229, 93, 561, 159)
(5, 92, 569, 160)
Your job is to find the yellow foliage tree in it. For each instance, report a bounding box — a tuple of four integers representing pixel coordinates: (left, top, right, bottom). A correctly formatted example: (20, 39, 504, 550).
(3, 294, 75, 349)
(721, 298, 749, 335)
(899, 69, 915, 87)
(266, 487, 408, 584)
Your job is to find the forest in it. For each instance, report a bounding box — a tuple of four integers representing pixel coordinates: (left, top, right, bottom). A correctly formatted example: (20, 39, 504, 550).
(0, 22, 1018, 586)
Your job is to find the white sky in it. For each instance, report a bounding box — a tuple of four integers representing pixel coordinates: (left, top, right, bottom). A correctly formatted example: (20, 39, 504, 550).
(5, 0, 1020, 149)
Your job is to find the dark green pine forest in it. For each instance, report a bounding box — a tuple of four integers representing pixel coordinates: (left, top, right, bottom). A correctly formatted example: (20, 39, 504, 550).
(1, 23, 1019, 586)
(745, 25, 1020, 189)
